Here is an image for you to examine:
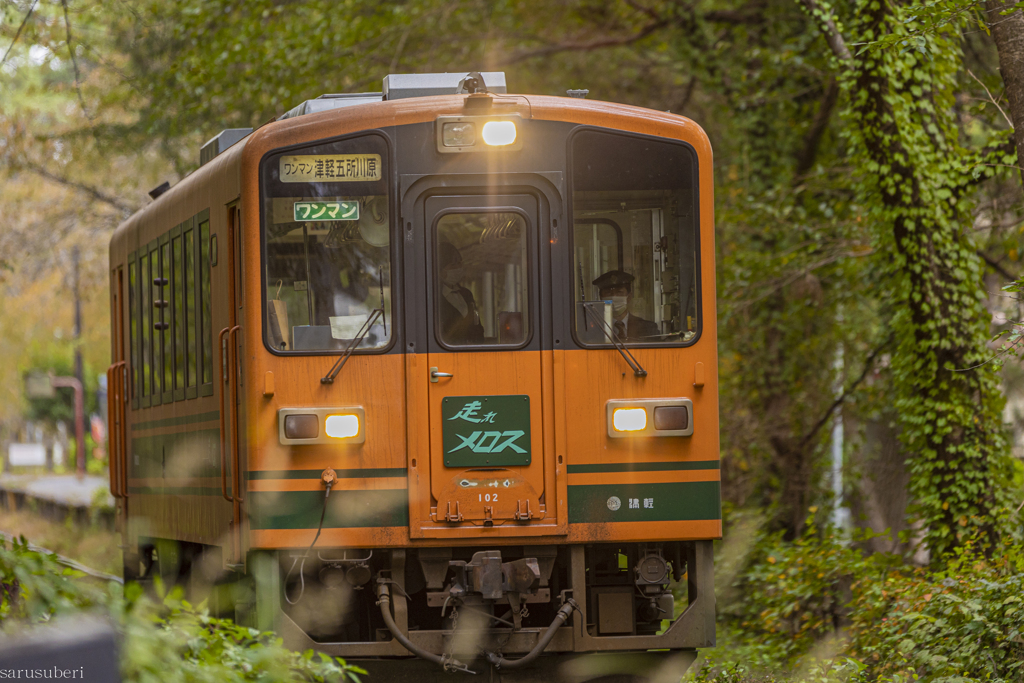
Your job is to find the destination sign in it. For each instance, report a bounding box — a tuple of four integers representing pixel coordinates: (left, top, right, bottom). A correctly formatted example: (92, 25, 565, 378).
(279, 154, 381, 183)
(293, 201, 359, 222)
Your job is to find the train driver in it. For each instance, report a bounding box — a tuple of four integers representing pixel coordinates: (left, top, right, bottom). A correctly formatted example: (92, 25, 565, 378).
(593, 269, 659, 340)
(438, 242, 485, 344)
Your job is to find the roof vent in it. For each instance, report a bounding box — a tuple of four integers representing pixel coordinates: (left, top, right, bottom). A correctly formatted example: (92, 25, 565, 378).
(278, 92, 383, 121)
(382, 72, 506, 100)
(199, 128, 253, 167)
(148, 181, 170, 200)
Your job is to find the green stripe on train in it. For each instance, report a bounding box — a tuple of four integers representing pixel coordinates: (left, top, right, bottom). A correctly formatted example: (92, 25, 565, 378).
(248, 489, 408, 529)
(567, 460, 720, 474)
(567, 481, 721, 523)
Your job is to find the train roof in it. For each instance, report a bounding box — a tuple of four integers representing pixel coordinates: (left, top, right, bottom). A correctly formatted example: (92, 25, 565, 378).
(110, 73, 710, 252)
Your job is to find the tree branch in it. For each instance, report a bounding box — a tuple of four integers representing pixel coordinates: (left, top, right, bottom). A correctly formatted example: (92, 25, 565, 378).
(60, 0, 91, 119)
(798, 336, 892, 449)
(501, 19, 667, 65)
(800, 0, 852, 63)
(20, 163, 137, 215)
(977, 250, 1018, 281)
(795, 76, 840, 177)
(704, 9, 762, 24)
(0, 0, 39, 67)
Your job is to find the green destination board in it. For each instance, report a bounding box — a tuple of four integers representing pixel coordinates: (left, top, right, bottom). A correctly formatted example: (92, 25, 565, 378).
(441, 395, 531, 467)
(293, 201, 359, 222)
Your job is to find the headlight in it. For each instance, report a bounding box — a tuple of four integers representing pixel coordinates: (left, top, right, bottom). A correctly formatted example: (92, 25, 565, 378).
(612, 407, 647, 432)
(606, 399, 693, 438)
(442, 121, 476, 147)
(325, 414, 360, 439)
(481, 120, 517, 146)
(435, 115, 523, 153)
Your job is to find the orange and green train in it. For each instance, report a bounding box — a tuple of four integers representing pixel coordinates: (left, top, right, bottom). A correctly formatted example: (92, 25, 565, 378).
(106, 72, 720, 680)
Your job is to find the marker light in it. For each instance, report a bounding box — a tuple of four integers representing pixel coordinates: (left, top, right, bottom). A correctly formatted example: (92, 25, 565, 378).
(482, 120, 517, 146)
(283, 414, 319, 440)
(325, 414, 360, 439)
(612, 407, 647, 432)
(442, 121, 476, 147)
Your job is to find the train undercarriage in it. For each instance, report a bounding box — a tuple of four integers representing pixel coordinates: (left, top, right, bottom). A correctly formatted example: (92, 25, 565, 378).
(132, 540, 714, 680)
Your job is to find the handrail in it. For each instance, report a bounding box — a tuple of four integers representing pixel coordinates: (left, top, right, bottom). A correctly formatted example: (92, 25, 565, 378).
(218, 327, 235, 503)
(228, 325, 243, 503)
(105, 361, 127, 499)
(120, 362, 128, 499)
(106, 364, 123, 498)
(105, 366, 116, 497)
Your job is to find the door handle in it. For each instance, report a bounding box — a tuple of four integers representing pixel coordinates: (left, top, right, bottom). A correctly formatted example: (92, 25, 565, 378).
(430, 367, 453, 382)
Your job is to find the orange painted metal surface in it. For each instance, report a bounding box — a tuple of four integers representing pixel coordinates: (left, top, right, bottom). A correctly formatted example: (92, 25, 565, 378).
(109, 91, 719, 562)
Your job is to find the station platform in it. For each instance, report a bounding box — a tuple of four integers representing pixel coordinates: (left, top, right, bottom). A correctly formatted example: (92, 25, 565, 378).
(0, 473, 114, 529)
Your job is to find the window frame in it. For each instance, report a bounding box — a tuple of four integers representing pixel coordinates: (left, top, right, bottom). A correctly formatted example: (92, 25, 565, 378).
(183, 218, 199, 399)
(257, 130, 397, 357)
(159, 232, 174, 405)
(141, 241, 156, 407)
(170, 223, 186, 401)
(197, 210, 214, 396)
(430, 206, 535, 352)
(128, 251, 139, 410)
(566, 126, 703, 350)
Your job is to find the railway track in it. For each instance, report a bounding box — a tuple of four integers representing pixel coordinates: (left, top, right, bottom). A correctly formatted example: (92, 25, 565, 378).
(0, 530, 123, 584)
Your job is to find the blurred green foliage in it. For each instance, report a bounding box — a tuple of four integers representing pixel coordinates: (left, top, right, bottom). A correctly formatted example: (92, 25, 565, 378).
(700, 517, 1024, 682)
(0, 536, 364, 682)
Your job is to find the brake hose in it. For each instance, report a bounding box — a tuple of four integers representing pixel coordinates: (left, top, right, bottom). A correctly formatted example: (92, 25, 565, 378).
(485, 599, 577, 670)
(376, 582, 475, 674)
(284, 470, 336, 605)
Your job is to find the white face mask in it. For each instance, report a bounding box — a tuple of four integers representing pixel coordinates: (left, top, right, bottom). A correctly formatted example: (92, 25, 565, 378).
(442, 267, 465, 286)
(611, 295, 629, 318)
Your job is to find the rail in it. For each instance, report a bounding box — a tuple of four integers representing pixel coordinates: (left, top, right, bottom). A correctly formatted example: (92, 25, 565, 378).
(0, 531, 123, 584)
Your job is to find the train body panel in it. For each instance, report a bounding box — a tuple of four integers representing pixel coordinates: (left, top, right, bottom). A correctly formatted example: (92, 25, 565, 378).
(107, 78, 720, 674)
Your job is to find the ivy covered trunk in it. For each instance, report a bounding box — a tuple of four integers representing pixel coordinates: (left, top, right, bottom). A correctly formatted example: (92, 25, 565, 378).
(808, 0, 1014, 558)
(851, 1, 1012, 558)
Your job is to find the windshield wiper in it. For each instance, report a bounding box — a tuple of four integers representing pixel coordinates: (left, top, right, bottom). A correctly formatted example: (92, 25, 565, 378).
(581, 301, 648, 377)
(320, 308, 384, 384)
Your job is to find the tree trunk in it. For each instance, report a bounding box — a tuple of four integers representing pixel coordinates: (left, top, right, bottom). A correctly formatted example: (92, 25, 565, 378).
(985, 0, 1024, 190)
(802, 0, 1014, 558)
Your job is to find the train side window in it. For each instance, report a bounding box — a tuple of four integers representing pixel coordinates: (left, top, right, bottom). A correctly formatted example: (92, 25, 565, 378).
(260, 133, 392, 354)
(140, 250, 152, 402)
(172, 228, 185, 399)
(184, 226, 198, 394)
(128, 254, 138, 407)
(200, 219, 213, 388)
(160, 238, 173, 402)
(433, 211, 530, 347)
(570, 129, 700, 346)
(150, 245, 161, 404)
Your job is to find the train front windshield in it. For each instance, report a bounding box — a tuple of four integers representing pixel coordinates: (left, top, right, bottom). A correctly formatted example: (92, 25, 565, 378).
(261, 134, 392, 352)
(259, 124, 699, 354)
(571, 129, 699, 345)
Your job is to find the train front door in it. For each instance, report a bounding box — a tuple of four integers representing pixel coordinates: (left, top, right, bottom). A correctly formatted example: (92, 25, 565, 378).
(414, 191, 559, 538)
